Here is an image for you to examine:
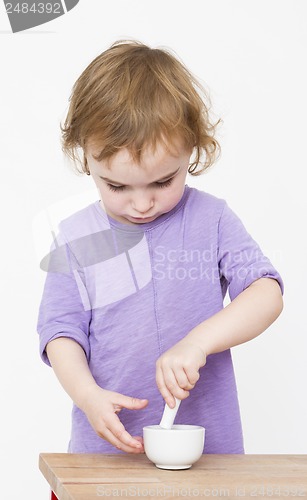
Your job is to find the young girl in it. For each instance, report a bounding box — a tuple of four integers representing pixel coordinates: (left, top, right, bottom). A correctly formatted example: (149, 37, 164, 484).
(37, 40, 283, 455)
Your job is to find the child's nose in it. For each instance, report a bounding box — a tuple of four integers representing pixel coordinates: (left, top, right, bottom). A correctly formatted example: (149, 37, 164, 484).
(131, 192, 154, 214)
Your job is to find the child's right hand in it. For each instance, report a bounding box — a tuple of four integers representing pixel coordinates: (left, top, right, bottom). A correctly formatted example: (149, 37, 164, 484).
(80, 385, 148, 453)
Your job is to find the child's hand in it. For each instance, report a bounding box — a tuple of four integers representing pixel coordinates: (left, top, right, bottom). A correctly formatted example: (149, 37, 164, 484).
(81, 386, 148, 453)
(156, 339, 206, 408)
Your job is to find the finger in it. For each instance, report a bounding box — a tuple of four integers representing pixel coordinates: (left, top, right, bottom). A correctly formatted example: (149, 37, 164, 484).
(104, 415, 143, 452)
(156, 366, 176, 407)
(157, 365, 189, 404)
(133, 435, 144, 445)
(102, 427, 144, 454)
(184, 366, 200, 387)
(115, 395, 148, 411)
(162, 365, 189, 399)
(174, 367, 195, 390)
(132, 435, 144, 451)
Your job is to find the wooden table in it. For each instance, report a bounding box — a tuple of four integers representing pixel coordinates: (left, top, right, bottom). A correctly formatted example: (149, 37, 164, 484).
(39, 453, 307, 500)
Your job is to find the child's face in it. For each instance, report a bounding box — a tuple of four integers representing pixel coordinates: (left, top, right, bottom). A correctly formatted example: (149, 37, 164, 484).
(86, 140, 192, 225)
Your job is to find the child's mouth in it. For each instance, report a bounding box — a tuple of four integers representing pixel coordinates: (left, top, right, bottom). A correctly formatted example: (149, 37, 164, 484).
(129, 215, 157, 222)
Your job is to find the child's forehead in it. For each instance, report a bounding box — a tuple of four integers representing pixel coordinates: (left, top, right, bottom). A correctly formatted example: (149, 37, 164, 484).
(87, 136, 187, 168)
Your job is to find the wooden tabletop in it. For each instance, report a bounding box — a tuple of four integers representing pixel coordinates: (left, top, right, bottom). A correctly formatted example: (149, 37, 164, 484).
(39, 453, 307, 500)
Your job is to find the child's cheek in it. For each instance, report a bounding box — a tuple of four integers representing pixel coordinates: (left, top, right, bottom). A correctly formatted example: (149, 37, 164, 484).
(162, 189, 182, 211)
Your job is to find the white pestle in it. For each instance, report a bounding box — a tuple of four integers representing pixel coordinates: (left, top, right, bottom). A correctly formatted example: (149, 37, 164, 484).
(159, 397, 181, 429)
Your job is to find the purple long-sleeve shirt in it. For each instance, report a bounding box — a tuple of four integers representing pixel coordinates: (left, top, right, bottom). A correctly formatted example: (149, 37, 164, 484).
(37, 186, 283, 454)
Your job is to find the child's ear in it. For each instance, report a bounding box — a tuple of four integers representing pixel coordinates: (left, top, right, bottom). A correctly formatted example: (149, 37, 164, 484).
(83, 154, 91, 176)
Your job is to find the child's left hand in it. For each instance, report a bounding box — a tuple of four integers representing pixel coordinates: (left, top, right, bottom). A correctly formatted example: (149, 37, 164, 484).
(155, 338, 206, 408)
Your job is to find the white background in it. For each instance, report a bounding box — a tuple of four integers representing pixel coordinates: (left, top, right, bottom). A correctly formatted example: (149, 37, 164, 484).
(0, 1, 306, 498)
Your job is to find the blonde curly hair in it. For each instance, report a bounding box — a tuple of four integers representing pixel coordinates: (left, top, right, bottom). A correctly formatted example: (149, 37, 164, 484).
(61, 40, 221, 176)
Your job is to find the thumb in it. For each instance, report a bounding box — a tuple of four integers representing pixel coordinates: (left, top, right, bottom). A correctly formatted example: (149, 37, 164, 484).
(116, 395, 148, 411)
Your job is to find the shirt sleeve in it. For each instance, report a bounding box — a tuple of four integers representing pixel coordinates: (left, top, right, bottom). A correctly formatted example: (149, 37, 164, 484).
(217, 202, 284, 301)
(37, 228, 92, 366)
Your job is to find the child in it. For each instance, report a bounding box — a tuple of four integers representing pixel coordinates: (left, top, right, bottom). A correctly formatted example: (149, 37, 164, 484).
(37, 40, 283, 455)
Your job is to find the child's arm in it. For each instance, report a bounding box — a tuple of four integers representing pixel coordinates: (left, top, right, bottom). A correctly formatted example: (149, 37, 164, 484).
(156, 277, 283, 408)
(46, 337, 148, 453)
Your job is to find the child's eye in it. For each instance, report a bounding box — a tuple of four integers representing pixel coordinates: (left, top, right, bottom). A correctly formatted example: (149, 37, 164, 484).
(106, 177, 173, 192)
(107, 184, 126, 192)
(156, 178, 173, 188)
